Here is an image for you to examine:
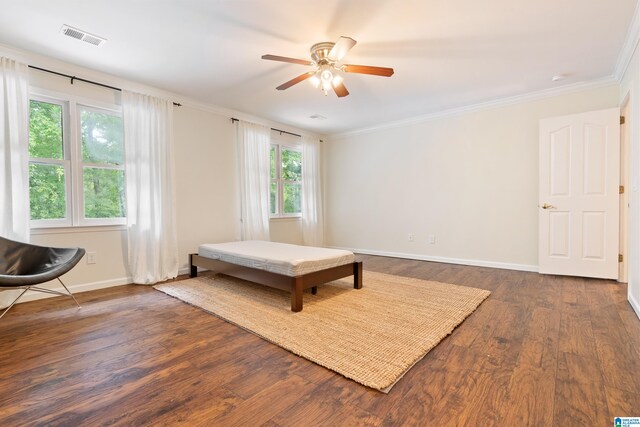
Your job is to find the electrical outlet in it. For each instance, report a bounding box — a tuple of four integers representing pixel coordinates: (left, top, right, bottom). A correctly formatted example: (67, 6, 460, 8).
(428, 234, 436, 244)
(408, 233, 415, 242)
(87, 252, 97, 264)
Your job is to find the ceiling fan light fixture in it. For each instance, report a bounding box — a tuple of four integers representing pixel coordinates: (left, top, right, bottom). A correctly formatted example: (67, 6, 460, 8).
(320, 68, 333, 83)
(319, 65, 334, 94)
(309, 74, 321, 88)
(332, 74, 344, 87)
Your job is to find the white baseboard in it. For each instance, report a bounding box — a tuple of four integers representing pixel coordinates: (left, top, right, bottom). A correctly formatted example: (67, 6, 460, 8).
(629, 290, 640, 320)
(330, 246, 539, 273)
(15, 267, 198, 306)
(4, 250, 537, 307)
(8, 276, 133, 305)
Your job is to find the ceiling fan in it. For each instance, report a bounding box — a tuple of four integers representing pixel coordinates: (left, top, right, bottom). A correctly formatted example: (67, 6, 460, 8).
(262, 36, 394, 98)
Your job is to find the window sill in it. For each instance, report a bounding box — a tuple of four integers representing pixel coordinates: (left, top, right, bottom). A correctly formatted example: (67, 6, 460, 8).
(30, 224, 128, 235)
(270, 216, 302, 222)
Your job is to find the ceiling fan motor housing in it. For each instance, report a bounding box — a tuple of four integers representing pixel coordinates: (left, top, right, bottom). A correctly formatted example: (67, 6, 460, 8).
(310, 42, 336, 65)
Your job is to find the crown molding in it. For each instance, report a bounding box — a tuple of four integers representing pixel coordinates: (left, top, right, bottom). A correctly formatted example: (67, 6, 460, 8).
(329, 77, 618, 140)
(614, 0, 640, 81)
(0, 43, 185, 103)
(176, 97, 319, 139)
(0, 42, 318, 139)
(0, 37, 625, 143)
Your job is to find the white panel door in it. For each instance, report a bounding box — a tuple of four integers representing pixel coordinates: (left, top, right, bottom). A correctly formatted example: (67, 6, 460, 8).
(539, 108, 620, 279)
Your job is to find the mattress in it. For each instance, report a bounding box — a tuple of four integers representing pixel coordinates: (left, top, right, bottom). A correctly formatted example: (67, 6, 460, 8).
(197, 240, 355, 277)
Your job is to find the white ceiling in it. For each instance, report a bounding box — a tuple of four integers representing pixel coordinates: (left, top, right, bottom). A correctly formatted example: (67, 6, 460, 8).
(0, 0, 636, 134)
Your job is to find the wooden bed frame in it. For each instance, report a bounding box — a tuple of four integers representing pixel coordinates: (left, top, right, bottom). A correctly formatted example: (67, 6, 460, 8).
(189, 253, 363, 312)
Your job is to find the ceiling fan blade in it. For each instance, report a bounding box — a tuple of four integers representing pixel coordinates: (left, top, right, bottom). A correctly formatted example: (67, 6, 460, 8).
(343, 64, 394, 77)
(332, 81, 349, 98)
(276, 73, 314, 90)
(328, 36, 357, 61)
(262, 54, 313, 66)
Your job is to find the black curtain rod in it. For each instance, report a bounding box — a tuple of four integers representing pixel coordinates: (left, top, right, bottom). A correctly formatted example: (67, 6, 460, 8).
(28, 65, 182, 106)
(230, 117, 301, 138)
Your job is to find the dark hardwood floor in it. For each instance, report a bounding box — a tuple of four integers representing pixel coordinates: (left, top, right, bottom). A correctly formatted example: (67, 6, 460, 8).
(1, 254, 639, 426)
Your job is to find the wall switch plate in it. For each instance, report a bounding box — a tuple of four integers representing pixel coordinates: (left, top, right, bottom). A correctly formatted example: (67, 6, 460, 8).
(428, 234, 436, 244)
(408, 233, 415, 242)
(87, 252, 97, 264)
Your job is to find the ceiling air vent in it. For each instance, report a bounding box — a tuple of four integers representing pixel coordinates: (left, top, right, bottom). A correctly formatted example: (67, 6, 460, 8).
(60, 25, 106, 47)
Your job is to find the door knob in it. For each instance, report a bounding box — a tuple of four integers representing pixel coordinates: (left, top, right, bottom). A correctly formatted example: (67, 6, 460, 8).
(541, 203, 555, 209)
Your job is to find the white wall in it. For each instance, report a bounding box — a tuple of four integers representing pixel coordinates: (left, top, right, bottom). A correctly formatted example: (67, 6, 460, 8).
(30, 229, 129, 290)
(620, 42, 640, 318)
(174, 112, 307, 256)
(0, 46, 307, 304)
(173, 105, 242, 265)
(270, 219, 303, 245)
(324, 84, 620, 270)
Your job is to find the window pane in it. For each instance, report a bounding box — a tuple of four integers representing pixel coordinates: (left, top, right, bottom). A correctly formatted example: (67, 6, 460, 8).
(83, 167, 126, 218)
(81, 109, 124, 165)
(29, 163, 66, 220)
(29, 100, 63, 159)
(270, 146, 276, 180)
(282, 149, 301, 181)
(270, 181, 277, 215)
(283, 182, 301, 214)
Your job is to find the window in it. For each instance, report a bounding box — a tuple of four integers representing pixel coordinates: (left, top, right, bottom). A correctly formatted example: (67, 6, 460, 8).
(79, 106, 125, 220)
(28, 95, 125, 227)
(28, 99, 67, 223)
(270, 143, 302, 217)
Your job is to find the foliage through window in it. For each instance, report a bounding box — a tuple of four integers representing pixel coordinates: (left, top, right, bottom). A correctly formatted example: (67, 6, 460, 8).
(28, 96, 125, 227)
(80, 107, 125, 219)
(29, 100, 66, 221)
(270, 144, 302, 216)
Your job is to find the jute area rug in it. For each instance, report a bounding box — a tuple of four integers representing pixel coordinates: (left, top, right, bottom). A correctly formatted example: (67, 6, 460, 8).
(154, 271, 490, 392)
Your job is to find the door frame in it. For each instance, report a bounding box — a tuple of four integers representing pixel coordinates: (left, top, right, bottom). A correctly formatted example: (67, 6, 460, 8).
(619, 96, 630, 283)
(538, 108, 620, 279)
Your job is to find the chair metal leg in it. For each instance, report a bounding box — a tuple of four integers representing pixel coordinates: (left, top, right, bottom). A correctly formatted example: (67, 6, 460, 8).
(0, 288, 31, 320)
(57, 277, 81, 308)
(0, 279, 80, 320)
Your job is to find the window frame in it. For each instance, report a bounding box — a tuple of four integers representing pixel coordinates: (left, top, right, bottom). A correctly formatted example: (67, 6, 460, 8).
(28, 95, 73, 228)
(270, 140, 302, 218)
(76, 104, 126, 227)
(28, 88, 125, 229)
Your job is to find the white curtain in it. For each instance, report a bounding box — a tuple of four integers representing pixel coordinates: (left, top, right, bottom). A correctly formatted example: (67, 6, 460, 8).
(0, 57, 30, 308)
(301, 135, 324, 246)
(123, 91, 178, 284)
(0, 57, 30, 242)
(237, 120, 271, 240)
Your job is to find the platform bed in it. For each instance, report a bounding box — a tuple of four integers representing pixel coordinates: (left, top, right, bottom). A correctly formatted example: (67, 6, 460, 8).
(189, 242, 362, 312)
